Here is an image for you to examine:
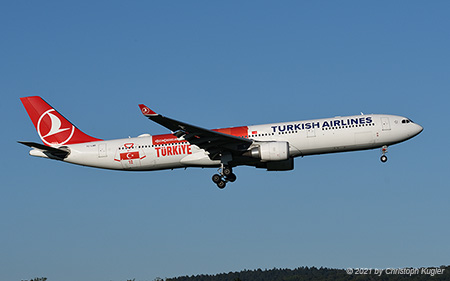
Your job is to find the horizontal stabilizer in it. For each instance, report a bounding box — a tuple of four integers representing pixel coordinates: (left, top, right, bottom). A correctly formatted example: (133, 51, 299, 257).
(18, 141, 70, 159)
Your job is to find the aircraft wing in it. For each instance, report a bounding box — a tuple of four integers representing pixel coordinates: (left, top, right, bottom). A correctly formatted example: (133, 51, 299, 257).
(138, 104, 252, 159)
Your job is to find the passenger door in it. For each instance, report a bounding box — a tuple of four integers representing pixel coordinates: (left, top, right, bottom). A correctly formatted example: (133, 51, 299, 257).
(381, 117, 391, 131)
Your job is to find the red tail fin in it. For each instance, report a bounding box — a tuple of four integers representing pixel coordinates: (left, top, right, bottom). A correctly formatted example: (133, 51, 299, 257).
(20, 96, 102, 146)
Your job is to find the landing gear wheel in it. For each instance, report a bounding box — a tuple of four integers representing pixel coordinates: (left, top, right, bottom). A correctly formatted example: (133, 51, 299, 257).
(213, 165, 236, 188)
(226, 173, 237, 182)
(217, 180, 226, 189)
(212, 174, 222, 184)
(223, 166, 233, 177)
(380, 155, 388, 163)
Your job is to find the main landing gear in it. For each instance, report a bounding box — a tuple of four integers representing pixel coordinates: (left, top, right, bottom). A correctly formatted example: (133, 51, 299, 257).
(212, 165, 237, 189)
(380, 145, 388, 163)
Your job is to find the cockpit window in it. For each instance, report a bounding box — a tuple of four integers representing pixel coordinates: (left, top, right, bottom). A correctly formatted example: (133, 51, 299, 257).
(402, 119, 414, 124)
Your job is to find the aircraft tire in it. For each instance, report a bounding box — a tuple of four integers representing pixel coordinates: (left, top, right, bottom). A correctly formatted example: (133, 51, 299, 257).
(380, 155, 388, 163)
(212, 174, 222, 184)
(226, 173, 237, 182)
(217, 180, 226, 189)
(223, 166, 233, 177)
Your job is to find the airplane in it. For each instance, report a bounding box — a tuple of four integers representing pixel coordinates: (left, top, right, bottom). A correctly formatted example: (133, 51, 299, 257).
(19, 96, 423, 189)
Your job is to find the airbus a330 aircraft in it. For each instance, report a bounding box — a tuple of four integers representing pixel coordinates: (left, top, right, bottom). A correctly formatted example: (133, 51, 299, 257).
(19, 96, 423, 189)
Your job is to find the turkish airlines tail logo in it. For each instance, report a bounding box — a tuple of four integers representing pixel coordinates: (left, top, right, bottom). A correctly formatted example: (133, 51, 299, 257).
(20, 96, 102, 146)
(37, 109, 75, 145)
(41, 111, 71, 138)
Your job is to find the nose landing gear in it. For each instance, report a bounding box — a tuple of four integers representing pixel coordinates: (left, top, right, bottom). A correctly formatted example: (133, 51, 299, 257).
(212, 165, 237, 189)
(380, 145, 388, 163)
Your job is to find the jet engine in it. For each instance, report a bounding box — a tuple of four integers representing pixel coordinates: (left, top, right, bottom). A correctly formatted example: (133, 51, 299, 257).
(244, 141, 289, 161)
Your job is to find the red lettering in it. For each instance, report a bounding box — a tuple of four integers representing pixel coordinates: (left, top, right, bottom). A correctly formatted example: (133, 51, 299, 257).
(155, 145, 193, 157)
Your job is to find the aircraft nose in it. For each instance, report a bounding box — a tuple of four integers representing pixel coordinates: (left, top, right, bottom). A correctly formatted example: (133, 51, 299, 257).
(413, 123, 424, 136)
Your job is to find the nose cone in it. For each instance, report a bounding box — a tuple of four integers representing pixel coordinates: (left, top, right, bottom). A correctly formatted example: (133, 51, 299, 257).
(412, 123, 424, 137)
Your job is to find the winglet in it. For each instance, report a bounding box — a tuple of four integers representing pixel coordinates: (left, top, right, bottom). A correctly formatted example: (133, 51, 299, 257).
(138, 104, 158, 117)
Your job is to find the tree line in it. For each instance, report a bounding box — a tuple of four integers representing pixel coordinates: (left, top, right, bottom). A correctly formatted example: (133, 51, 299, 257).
(165, 265, 450, 281)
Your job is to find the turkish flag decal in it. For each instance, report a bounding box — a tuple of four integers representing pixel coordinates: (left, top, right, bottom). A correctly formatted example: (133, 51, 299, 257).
(120, 152, 140, 160)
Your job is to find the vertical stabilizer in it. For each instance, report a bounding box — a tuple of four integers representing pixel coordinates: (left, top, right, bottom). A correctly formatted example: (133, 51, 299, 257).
(20, 96, 102, 146)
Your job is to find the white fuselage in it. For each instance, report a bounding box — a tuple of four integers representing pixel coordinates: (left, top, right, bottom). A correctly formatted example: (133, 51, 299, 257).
(33, 114, 422, 171)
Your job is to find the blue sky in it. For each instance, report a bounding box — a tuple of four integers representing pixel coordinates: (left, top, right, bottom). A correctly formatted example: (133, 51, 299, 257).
(1, 1, 449, 281)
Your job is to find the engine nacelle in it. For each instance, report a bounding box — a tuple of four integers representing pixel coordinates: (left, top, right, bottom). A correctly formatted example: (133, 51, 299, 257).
(245, 141, 290, 161)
